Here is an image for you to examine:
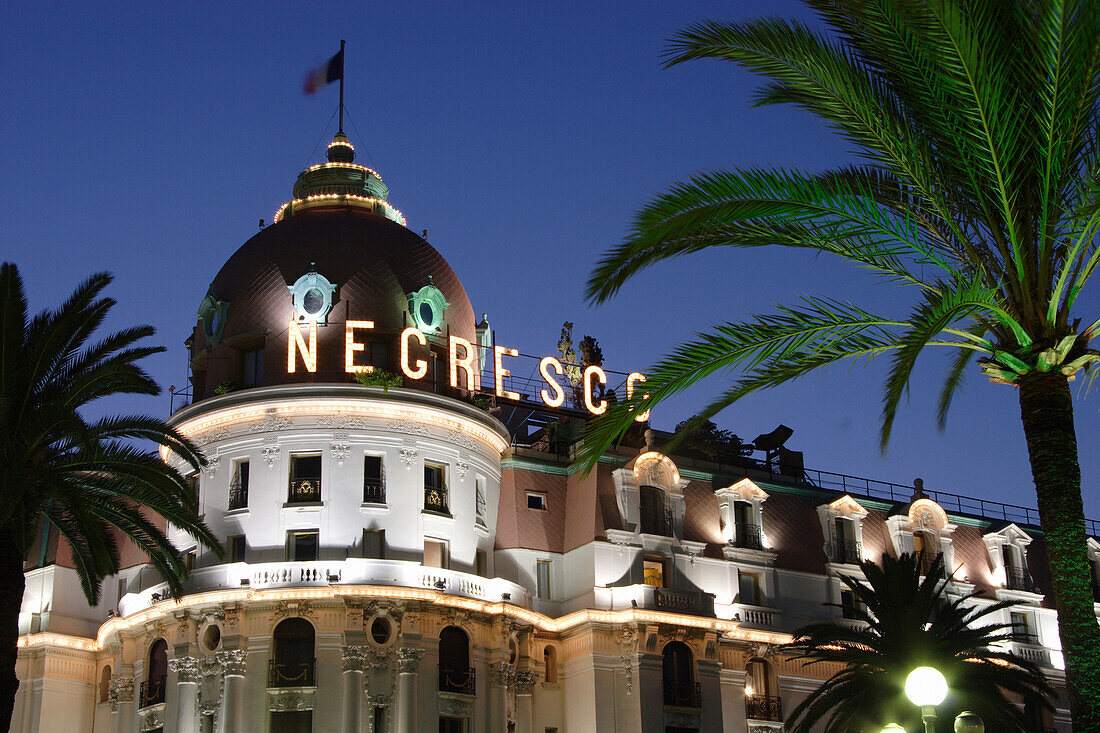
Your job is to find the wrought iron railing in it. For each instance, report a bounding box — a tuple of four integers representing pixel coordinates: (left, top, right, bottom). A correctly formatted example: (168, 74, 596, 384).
(363, 479, 385, 504)
(733, 521, 763, 550)
(228, 481, 248, 510)
(424, 486, 449, 514)
(663, 681, 701, 708)
(745, 694, 783, 722)
(139, 678, 165, 708)
(267, 658, 316, 688)
(641, 508, 674, 536)
(829, 539, 862, 565)
(439, 666, 475, 695)
(287, 477, 321, 504)
(1004, 566, 1038, 593)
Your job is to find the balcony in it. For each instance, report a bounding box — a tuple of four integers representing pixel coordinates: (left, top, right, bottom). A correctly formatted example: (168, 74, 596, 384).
(745, 694, 783, 722)
(664, 681, 701, 708)
(733, 521, 763, 550)
(363, 479, 385, 504)
(228, 481, 248, 511)
(1009, 637, 1050, 666)
(654, 587, 716, 616)
(595, 584, 716, 616)
(424, 486, 449, 514)
(439, 666, 475, 695)
(287, 477, 321, 504)
(139, 679, 165, 708)
(829, 539, 862, 565)
(735, 604, 781, 628)
(268, 658, 316, 688)
(1004, 566, 1038, 593)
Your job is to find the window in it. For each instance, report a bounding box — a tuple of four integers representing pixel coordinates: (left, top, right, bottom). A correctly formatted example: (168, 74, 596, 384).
(424, 539, 448, 569)
(184, 549, 196, 572)
(270, 617, 315, 687)
(475, 476, 487, 523)
(833, 517, 860, 564)
(639, 486, 669, 535)
(745, 658, 781, 721)
(424, 463, 448, 513)
(363, 455, 385, 504)
(228, 535, 246, 564)
(141, 639, 168, 708)
(362, 529, 385, 560)
(99, 665, 112, 704)
(662, 641, 698, 707)
(734, 500, 762, 549)
(438, 626, 473, 694)
(286, 530, 319, 562)
(1011, 611, 1034, 644)
(544, 646, 557, 683)
(840, 588, 860, 619)
(475, 549, 487, 577)
(229, 460, 249, 510)
(536, 560, 551, 599)
(289, 454, 322, 504)
(117, 578, 128, 603)
(527, 493, 547, 511)
(242, 347, 264, 387)
(643, 555, 665, 588)
(739, 571, 761, 606)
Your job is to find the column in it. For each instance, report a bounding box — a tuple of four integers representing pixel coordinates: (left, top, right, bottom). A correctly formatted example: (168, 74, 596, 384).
(168, 657, 201, 733)
(513, 671, 536, 733)
(110, 676, 135, 733)
(696, 658, 724, 733)
(488, 662, 513, 733)
(394, 648, 424, 733)
(341, 646, 368, 733)
(216, 650, 248, 732)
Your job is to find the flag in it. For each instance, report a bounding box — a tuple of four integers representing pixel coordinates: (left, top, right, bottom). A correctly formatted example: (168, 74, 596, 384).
(303, 49, 343, 95)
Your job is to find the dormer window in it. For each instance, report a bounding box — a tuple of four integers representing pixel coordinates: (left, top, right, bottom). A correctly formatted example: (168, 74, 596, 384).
(715, 479, 770, 552)
(984, 524, 1038, 595)
(886, 498, 956, 575)
(818, 495, 868, 566)
(639, 486, 670, 536)
(610, 451, 687, 544)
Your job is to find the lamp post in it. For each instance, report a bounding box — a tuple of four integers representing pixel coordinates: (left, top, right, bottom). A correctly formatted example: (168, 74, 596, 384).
(904, 666, 948, 733)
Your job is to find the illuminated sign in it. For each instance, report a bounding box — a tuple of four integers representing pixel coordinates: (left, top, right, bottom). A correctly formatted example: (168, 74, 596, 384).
(287, 320, 651, 417)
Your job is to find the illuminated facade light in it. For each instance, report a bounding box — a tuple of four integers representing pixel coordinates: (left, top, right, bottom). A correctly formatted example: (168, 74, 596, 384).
(626, 372, 650, 422)
(539, 357, 566, 408)
(400, 327, 428, 380)
(287, 320, 318, 373)
(344, 320, 375, 373)
(494, 346, 520, 400)
(583, 365, 608, 415)
(449, 336, 478, 391)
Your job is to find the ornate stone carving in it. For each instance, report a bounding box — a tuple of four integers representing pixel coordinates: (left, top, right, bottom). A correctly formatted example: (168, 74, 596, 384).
(251, 412, 293, 433)
(396, 647, 425, 673)
(514, 671, 536, 694)
(746, 641, 775, 659)
(268, 688, 315, 711)
(617, 624, 640, 696)
(203, 455, 220, 478)
(138, 707, 165, 731)
(437, 690, 475, 717)
(346, 604, 365, 630)
(261, 445, 280, 469)
(445, 429, 476, 450)
(332, 443, 350, 466)
(666, 708, 701, 728)
(489, 662, 515, 688)
(455, 460, 470, 481)
(388, 418, 432, 436)
(273, 600, 314, 621)
(399, 447, 417, 470)
(216, 649, 247, 676)
(168, 656, 201, 684)
(108, 675, 134, 711)
(439, 607, 471, 628)
(198, 656, 224, 716)
(316, 412, 366, 429)
(196, 426, 230, 446)
(342, 645, 370, 672)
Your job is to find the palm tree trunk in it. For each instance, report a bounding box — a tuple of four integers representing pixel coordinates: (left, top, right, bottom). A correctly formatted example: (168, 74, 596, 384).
(0, 530, 25, 731)
(1018, 372, 1100, 730)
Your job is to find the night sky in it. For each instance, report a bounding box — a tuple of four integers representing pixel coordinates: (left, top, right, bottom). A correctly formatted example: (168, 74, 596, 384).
(3, 1, 1098, 519)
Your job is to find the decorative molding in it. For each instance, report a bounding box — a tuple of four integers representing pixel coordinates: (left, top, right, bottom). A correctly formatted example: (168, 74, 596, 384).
(272, 600, 314, 622)
(250, 412, 293, 433)
(268, 687, 315, 712)
(316, 412, 367, 429)
(437, 690, 475, 718)
(396, 647, 425, 673)
(445, 429, 477, 451)
(203, 456, 220, 478)
(108, 675, 134, 710)
(399, 448, 417, 470)
(455, 460, 470, 482)
(215, 649, 247, 676)
(261, 445, 280, 470)
(168, 655, 201, 683)
(616, 624, 640, 695)
(198, 656, 224, 716)
(342, 645, 370, 672)
(387, 418, 431, 436)
(514, 671, 536, 694)
(489, 662, 515, 688)
(332, 443, 350, 466)
(138, 705, 165, 732)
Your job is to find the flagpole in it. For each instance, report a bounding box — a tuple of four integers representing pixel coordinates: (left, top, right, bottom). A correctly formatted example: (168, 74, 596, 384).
(338, 39, 346, 134)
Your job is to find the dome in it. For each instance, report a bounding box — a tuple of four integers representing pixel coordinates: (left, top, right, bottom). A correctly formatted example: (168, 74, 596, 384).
(188, 140, 475, 400)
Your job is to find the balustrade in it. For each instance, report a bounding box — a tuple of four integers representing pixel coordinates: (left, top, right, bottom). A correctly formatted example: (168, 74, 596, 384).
(287, 476, 321, 504)
(745, 694, 783, 722)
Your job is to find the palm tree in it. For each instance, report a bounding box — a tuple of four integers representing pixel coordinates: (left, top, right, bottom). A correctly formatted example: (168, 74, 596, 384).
(581, 1, 1100, 726)
(0, 263, 220, 728)
(783, 552, 1051, 732)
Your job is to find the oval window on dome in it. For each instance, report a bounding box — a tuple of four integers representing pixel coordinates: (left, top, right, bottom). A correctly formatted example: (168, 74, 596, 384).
(419, 302, 435, 326)
(302, 288, 325, 315)
(407, 278, 449, 334)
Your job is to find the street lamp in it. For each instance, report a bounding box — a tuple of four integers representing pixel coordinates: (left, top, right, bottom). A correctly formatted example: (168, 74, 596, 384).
(904, 666, 948, 733)
(880, 725, 906, 733)
(953, 711, 985, 733)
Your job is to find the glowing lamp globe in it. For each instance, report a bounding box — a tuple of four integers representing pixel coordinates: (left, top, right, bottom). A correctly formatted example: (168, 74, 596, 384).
(953, 711, 985, 733)
(905, 666, 948, 707)
(881, 725, 907, 733)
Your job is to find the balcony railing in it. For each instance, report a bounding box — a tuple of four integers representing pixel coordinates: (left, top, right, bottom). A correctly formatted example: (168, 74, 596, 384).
(439, 666, 475, 695)
(287, 477, 321, 504)
(745, 694, 783, 722)
(424, 487, 449, 514)
(363, 479, 385, 504)
(1004, 566, 1038, 593)
(733, 521, 763, 550)
(228, 482, 248, 511)
(829, 539, 862, 565)
(664, 681, 701, 708)
(139, 679, 166, 708)
(654, 587, 715, 616)
(268, 658, 316, 688)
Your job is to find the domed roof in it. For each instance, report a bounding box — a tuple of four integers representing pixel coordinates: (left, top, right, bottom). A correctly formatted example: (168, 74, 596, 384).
(188, 137, 475, 399)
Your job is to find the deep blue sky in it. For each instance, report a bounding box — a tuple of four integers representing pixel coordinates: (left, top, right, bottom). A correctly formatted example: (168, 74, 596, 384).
(2, 1, 1097, 519)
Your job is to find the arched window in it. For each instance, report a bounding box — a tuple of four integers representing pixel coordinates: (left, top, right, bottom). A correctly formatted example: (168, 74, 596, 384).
(270, 618, 315, 687)
(662, 641, 697, 707)
(438, 626, 473, 694)
(140, 639, 167, 708)
(543, 646, 557, 684)
(745, 658, 782, 722)
(99, 665, 112, 704)
(639, 486, 668, 535)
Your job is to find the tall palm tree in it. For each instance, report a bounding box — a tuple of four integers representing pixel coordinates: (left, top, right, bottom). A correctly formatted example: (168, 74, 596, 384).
(0, 263, 220, 728)
(580, 1, 1100, 726)
(783, 552, 1051, 732)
